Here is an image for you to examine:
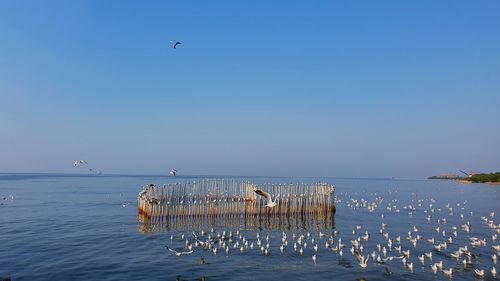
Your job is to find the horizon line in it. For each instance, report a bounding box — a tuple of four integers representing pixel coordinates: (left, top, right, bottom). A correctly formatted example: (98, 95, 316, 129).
(0, 171, 427, 181)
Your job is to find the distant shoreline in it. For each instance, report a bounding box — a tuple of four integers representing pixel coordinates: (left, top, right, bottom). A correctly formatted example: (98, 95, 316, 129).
(456, 180, 500, 185)
(428, 172, 500, 185)
(429, 178, 500, 185)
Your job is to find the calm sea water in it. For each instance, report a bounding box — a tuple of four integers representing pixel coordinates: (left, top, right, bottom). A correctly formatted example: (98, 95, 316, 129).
(0, 174, 498, 281)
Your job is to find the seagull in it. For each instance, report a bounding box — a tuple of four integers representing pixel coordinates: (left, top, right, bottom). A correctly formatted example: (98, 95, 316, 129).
(253, 187, 278, 208)
(193, 233, 218, 247)
(354, 250, 369, 268)
(74, 160, 87, 166)
(170, 41, 182, 49)
(359, 255, 369, 268)
(435, 261, 443, 271)
(443, 268, 453, 277)
(425, 252, 433, 260)
(165, 246, 194, 256)
(474, 269, 484, 278)
(170, 169, 177, 176)
(383, 255, 406, 262)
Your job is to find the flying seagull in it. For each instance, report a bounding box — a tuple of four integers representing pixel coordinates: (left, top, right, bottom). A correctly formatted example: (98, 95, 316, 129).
(170, 41, 182, 49)
(74, 160, 88, 166)
(354, 250, 369, 268)
(170, 169, 177, 176)
(165, 245, 194, 256)
(253, 187, 278, 208)
(459, 170, 474, 178)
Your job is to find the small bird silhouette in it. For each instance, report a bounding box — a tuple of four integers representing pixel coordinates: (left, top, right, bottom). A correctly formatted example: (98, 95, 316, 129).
(170, 41, 182, 49)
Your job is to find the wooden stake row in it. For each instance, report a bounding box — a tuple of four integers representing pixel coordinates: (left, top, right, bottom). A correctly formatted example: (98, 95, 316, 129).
(138, 180, 336, 223)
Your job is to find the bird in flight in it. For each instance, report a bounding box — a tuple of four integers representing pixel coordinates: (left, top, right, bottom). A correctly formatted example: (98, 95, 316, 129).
(170, 41, 182, 49)
(165, 246, 194, 256)
(354, 250, 369, 268)
(459, 170, 475, 178)
(74, 160, 88, 166)
(170, 169, 177, 176)
(253, 187, 278, 208)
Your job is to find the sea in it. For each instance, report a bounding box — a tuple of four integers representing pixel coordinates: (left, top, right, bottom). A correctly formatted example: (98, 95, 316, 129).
(0, 173, 498, 280)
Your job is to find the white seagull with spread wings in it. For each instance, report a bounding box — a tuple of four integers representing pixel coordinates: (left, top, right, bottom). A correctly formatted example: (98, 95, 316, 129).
(253, 187, 278, 208)
(74, 160, 88, 166)
(165, 245, 194, 256)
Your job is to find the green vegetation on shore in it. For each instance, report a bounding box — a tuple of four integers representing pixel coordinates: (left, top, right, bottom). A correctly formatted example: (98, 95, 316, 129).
(466, 172, 500, 183)
(428, 172, 500, 183)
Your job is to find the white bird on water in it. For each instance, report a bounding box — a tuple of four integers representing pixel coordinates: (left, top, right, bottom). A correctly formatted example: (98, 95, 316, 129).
(407, 262, 414, 272)
(443, 268, 453, 277)
(170, 169, 177, 176)
(474, 269, 484, 278)
(253, 187, 278, 208)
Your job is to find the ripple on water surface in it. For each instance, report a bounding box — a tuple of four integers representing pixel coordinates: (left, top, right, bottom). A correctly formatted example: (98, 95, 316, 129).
(0, 175, 498, 281)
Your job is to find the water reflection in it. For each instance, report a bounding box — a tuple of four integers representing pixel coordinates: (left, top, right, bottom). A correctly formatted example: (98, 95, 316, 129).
(138, 212, 335, 233)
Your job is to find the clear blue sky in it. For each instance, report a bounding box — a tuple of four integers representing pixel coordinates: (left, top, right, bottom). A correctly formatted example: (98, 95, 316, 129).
(1, 1, 499, 178)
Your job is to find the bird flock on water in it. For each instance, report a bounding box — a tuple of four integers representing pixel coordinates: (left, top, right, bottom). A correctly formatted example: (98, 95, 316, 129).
(160, 188, 498, 279)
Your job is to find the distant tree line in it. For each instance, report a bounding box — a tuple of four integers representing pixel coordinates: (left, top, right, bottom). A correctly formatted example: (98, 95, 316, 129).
(467, 172, 500, 183)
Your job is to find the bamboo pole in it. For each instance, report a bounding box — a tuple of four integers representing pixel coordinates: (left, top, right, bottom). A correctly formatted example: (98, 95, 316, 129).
(137, 180, 335, 223)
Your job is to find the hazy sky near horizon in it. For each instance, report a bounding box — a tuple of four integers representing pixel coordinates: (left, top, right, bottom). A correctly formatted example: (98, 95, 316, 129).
(1, 1, 499, 178)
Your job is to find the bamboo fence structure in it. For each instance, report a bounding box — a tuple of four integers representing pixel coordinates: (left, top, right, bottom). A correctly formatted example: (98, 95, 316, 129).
(137, 179, 336, 231)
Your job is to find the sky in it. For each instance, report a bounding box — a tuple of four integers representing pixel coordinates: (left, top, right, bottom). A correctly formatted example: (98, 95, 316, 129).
(0, 0, 499, 178)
